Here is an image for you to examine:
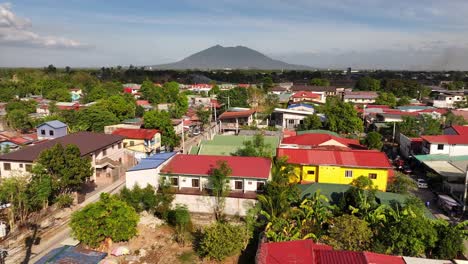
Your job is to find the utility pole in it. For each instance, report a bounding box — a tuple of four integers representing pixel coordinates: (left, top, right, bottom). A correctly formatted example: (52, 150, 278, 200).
(181, 121, 185, 154)
(463, 166, 468, 214)
(392, 122, 396, 144)
(227, 96, 230, 109)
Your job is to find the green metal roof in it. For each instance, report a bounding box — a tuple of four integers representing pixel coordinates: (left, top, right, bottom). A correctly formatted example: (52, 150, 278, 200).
(296, 130, 340, 137)
(196, 135, 280, 156)
(414, 154, 468, 162)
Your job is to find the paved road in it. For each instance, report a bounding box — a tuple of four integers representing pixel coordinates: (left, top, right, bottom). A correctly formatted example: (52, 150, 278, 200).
(9, 179, 126, 264)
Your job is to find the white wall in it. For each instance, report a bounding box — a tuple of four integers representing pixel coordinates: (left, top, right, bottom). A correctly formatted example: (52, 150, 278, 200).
(399, 133, 412, 159)
(126, 168, 157, 189)
(173, 194, 257, 216)
(0, 162, 33, 178)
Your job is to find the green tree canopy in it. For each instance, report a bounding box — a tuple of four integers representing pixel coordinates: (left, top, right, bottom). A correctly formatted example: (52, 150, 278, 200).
(217, 87, 249, 109)
(143, 110, 180, 149)
(355, 76, 381, 91)
(326, 214, 373, 251)
(387, 172, 417, 194)
(309, 78, 330, 86)
(196, 106, 211, 130)
(397, 96, 411, 106)
(45, 88, 71, 102)
(77, 106, 120, 132)
(7, 109, 32, 132)
(70, 193, 139, 248)
(375, 92, 397, 107)
(363, 131, 383, 150)
(209, 161, 232, 220)
(96, 94, 136, 121)
(298, 113, 322, 131)
(323, 96, 363, 134)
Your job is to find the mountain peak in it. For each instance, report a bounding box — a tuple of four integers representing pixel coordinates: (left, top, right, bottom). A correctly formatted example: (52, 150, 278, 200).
(150, 45, 312, 70)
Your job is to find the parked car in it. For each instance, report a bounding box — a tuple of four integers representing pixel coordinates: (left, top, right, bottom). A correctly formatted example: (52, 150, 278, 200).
(402, 165, 412, 174)
(416, 178, 428, 189)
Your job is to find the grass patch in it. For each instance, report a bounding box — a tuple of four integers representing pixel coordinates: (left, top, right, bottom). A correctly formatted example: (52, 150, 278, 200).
(178, 250, 197, 264)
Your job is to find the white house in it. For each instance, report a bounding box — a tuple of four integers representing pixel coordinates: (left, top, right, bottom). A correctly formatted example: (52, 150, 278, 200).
(343, 91, 378, 104)
(421, 135, 468, 156)
(271, 107, 322, 129)
(431, 92, 466, 109)
(125, 152, 177, 189)
(36, 120, 68, 140)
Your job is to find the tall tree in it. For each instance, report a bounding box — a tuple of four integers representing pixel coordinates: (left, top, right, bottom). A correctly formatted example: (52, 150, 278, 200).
(0, 174, 30, 229)
(37, 144, 93, 195)
(363, 131, 383, 150)
(326, 214, 373, 251)
(323, 96, 363, 134)
(298, 113, 322, 131)
(7, 109, 32, 132)
(77, 106, 120, 132)
(309, 78, 330, 86)
(143, 110, 180, 150)
(196, 106, 211, 131)
(355, 76, 381, 91)
(209, 161, 232, 221)
(375, 92, 397, 107)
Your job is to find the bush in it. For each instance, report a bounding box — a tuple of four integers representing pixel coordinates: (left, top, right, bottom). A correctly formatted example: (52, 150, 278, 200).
(168, 204, 192, 245)
(197, 222, 249, 261)
(55, 194, 74, 208)
(70, 193, 139, 248)
(118, 184, 157, 213)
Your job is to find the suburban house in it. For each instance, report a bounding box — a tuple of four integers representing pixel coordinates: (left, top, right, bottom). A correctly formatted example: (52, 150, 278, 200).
(290, 85, 343, 97)
(430, 91, 466, 108)
(343, 91, 378, 104)
(218, 108, 256, 133)
(160, 154, 271, 196)
(276, 148, 392, 191)
(123, 83, 141, 95)
(104, 124, 141, 134)
(279, 133, 365, 150)
(271, 106, 319, 129)
(36, 120, 68, 140)
(290, 91, 324, 103)
(125, 152, 178, 189)
(399, 134, 424, 159)
(111, 128, 161, 160)
(270, 86, 289, 95)
(421, 134, 468, 156)
(0, 132, 133, 185)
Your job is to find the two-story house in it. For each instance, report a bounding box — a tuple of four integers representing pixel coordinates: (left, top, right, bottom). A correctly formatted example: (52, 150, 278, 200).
(218, 108, 256, 134)
(111, 128, 161, 160)
(343, 91, 378, 104)
(421, 135, 468, 156)
(290, 91, 325, 103)
(36, 120, 68, 140)
(0, 132, 130, 185)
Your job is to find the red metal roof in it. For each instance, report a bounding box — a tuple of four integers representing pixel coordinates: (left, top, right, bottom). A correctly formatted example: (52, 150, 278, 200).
(161, 154, 271, 179)
(364, 252, 405, 264)
(281, 134, 364, 149)
(291, 91, 321, 99)
(276, 148, 392, 169)
(421, 134, 468, 145)
(316, 250, 367, 264)
(112, 128, 159, 140)
(451, 125, 468, 136)
(219, 109, 255, 120)
(136, 100, 150, 106)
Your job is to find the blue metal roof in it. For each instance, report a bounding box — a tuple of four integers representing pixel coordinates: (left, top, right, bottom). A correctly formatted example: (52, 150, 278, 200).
(128, 152, 177, 171)
(288, 103, 314, 109)
(37, 120, 67, 129)
(35, 246, 107, 264)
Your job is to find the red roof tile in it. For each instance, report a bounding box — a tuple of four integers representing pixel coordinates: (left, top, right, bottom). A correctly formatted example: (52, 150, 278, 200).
(451, 125, 468, 136)
(276, 148, 392, 169)
(219, 109, 256, 120)
(281, 134, 364, 149)
(257, 240, 333, 264)
(364, 252, 405, 264)
(112, 128, 159, 140)
(421, 134, 468, 144)
(161, 154, 271, 179)
(316, 250, 367, 264)
(291, 91, 321, 99)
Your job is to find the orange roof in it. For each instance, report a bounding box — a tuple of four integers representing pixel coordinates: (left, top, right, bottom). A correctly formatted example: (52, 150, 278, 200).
(112, 128, 159, 140)
(219, 109, 255, 120)
(291, 91, 321, 99)
(281, 134, 365, 149)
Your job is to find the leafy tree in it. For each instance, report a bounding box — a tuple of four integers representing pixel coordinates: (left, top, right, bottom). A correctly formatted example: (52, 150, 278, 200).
(7, 109, 32, 132)
(196, 106, 211, 130)
(28, 164, 53, 211)
(97, 94, 136, 121)
(141, 80, 165, 104)
(77, 106, 120, 132)
(420, 114, 442, 135)
(154, 177, 175, 220)
(375, 92, 397, 107)
(168, 204, 192, 245)
(398, 115, 442, 137)
(355, 76, 381, 91)
(233, 133, 271, 158)
(397, 96, 411, 106)
(309, 78, 330, 86)
(340, 176, 378, 217)
(37, 144, 93, 195)
(445, 111, 466, 126)
(135, 105, 145, 118)
(209, 161, 232, 220)
(0, 174, 30, 228)
(443, 81, 465, 90)
(432, 221, 468, 259)
(323, 96, 363, 134)
(198, 222, 249, 261)
(118, 184, 157, 213)
(45, 88, 71, 102)
(398, 116, 420, 137)
(326, 214, 373, 251)
(209, 85, 220, 95)
(363, 131, 383, 150)
(381, 79, 423, 98)
(143, 110, 180, 150)
(261, 76, 274, 92)
(45, 64, 57, 74)
(387, 172, 416, 194)
(6, 100, 37, 114)
(70, 193, 139, 248)
(217, 87, 249, 109)
(298, 114, 322, 130)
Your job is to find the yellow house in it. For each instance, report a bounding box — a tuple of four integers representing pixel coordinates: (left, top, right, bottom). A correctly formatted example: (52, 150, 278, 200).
(277, 148, 393, 191)
(112, 128, 161, 157)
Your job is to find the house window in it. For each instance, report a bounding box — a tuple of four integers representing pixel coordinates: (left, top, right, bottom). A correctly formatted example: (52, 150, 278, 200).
(170, 177, 179, 186)
(49, 130, 54, 136)
(3, 163, 10, 171)
(288, 120, 295, 124)
(437, 144, 444, 150)
(19, 164, 23, 168)
(345, 170, 353, 178)
(118, 143, 122, 149)
(307, 170, 315, 175)
(369, 173, 377, 179)
(192, 179, 200, 188)
(235, 181, 243, 190)
(130, 141, 135, 146)
(26, 164, 32, 172)
(102, 148, 107, 156)
(257, 182, 265, 191)
(41, 129, 46, 135)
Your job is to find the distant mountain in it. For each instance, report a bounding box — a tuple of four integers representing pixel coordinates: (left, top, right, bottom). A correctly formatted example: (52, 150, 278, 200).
(149, 45, 312, 70)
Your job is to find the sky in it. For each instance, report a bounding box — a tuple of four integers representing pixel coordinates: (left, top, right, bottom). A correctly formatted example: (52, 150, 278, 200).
(1, 0, 468, 69)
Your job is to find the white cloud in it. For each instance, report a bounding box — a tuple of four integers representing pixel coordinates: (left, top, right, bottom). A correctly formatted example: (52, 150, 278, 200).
(0, 2, 89, 49)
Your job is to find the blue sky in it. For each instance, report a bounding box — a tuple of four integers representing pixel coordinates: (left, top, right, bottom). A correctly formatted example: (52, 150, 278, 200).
(1, 0, 468, 69)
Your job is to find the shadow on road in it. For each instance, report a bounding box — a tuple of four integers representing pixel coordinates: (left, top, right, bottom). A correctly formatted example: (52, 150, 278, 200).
(22, 224, 40, 264)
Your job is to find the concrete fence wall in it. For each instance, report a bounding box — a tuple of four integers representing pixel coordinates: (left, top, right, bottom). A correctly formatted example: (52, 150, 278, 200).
(173, 194, 257, 216)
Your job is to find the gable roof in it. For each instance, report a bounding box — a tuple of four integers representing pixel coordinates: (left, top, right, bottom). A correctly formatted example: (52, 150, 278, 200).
(291, 91, 321, 99)
(344, 91, 378, 99)
(37, 120, 67, 129)
(421, 134, 468, 145)
(0, 132, 124, 162)
(161, 154, 271, 179)
(281, 134, 364, 149)
(112, 128, 159, 140)
(451, 125, 468, 136)
(277, 148, 392, 169)
(219, 109, 256, 120)
(291, 85, 338, 92)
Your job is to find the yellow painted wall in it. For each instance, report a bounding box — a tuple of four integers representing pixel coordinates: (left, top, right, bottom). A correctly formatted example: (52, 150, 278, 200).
(288, 164, 388, 191)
